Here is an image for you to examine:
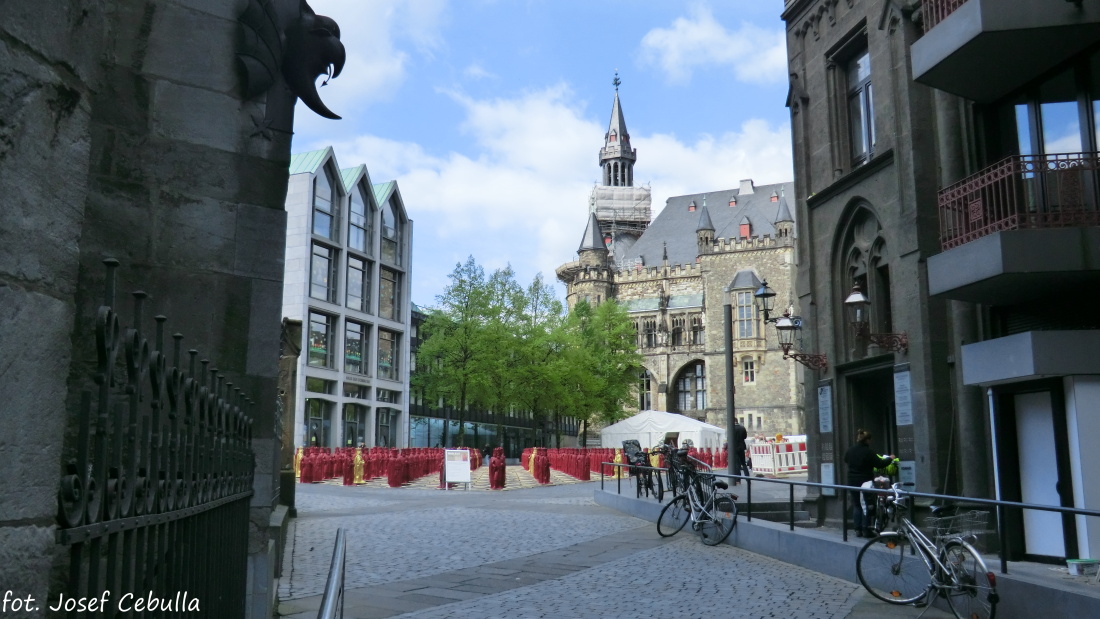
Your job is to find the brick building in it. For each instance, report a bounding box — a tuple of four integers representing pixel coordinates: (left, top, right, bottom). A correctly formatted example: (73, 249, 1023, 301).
(557, 87, 803, 436)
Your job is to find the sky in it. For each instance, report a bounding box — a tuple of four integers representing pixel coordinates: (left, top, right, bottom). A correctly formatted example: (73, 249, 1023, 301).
(293, 0, 795, 309)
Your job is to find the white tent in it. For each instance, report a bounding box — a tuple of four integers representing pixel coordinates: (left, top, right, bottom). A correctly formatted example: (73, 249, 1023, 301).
(600, 410, 727, 450)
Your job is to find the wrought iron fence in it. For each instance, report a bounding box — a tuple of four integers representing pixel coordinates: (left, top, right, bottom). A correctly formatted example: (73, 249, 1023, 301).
(938, 152, 1100, 250)
(55, 259, 255, 616)
(923, 0, 970, 31)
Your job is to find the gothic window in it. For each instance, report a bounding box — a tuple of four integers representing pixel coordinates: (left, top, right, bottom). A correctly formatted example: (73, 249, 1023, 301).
(643, 319, 657, 348)
(736, 292, 755, 339)
(671, 316, 685, 346)
(674, 362, 706, 412)
(638, 370, 653, 410)
(691, 314, 705, 345)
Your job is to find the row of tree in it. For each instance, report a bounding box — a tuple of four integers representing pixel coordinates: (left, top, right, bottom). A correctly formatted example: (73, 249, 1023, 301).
(413, 256, 642, 447)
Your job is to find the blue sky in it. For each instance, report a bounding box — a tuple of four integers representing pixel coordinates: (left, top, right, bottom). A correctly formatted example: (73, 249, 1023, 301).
(294, 1, 794, 308)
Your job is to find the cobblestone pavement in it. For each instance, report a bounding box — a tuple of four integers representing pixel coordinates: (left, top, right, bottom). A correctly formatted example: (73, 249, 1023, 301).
(278, 479, 950, 619)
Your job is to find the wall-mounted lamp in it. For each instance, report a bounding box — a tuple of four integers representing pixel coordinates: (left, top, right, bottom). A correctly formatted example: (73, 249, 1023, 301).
(774, 312, 829, 371)
(753, 282, 828, 371)
(843, 283, 908, 353)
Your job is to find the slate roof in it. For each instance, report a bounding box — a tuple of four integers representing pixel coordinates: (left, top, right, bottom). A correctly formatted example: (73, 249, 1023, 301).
(579, 212, 606, 252)
(619, 180, 796, 267)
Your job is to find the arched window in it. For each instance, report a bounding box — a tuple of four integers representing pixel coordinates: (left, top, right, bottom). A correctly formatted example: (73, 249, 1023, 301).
(673, 361, 706, 413)
(638, 370, 653, 410)
(381, 199, 402, 266)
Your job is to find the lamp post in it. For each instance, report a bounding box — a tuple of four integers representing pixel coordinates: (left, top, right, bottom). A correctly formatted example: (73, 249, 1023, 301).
(723, 286, 736, 477)
(843, 283, 908, 353)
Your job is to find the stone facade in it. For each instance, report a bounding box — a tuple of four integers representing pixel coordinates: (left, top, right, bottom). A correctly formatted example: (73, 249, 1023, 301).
(781, 0, 964, 506)
(0, 1, 325, 616)
(556, 91, 803, 437)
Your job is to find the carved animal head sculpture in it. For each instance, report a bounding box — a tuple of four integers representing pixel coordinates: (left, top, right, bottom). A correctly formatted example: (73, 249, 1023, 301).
(237, 0, 346, 120)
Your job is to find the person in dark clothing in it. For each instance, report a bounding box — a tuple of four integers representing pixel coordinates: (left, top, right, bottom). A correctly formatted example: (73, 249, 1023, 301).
(731, 419, 749, 484)
(845, 429, 894, 537)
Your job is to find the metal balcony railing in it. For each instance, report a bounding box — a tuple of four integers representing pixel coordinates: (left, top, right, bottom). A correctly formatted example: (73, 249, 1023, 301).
(923, 0, 970, 31)
(938, 152, 1100, 250)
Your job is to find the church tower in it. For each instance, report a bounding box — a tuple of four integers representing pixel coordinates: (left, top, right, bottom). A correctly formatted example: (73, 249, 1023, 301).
(589, 73, 652, 266)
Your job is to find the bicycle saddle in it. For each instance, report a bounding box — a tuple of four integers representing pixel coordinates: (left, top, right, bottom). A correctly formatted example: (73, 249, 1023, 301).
(929, 504, 953, 515)
(714, 481, 728, 490)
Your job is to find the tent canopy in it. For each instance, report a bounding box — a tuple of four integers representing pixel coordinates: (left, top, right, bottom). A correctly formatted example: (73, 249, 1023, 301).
(600, 410, 727, 450)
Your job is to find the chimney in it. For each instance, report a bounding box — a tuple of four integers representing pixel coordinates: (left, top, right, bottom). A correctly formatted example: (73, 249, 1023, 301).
(739, 179, 755, 194)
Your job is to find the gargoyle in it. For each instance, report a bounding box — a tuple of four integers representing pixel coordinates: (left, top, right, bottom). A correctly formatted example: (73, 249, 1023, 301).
(237, 0, 346, 120)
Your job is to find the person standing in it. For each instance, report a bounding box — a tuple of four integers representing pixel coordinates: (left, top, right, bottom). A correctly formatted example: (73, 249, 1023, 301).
(845, 429, 894, 537)
(731, 418, 749, 484)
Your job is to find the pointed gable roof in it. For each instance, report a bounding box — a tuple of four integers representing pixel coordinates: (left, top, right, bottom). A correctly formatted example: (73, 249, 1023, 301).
(605, 90, 632, 152)
(578, 212, 606, 252)
(696, 203, 715, 232)
(288, 147, 332, 175)
(775, 194, 794, 223)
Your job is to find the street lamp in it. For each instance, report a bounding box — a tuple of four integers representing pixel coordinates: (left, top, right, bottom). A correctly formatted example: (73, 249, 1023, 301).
(843, 283, 908, 353)
(774, 311, 829, 371)
(722, 286, 737, 477)
(754, 280, 777, 322)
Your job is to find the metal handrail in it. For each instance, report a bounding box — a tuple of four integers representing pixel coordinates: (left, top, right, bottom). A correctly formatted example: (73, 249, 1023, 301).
(600, 461, 1100, 575)
(317, 528, 346, 619)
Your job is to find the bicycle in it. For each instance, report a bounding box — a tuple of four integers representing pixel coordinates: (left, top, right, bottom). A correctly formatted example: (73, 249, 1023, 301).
(627, 447, 663, 502)
(658, 444, 696, 498)
(855, 483, 999, 619)
(656, 457, 737, 546)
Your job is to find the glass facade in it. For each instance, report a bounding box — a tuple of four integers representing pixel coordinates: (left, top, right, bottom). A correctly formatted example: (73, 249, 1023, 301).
(310, 243, 337, 302)
(313, 172, 337, 239)
(381, 200, 401, 265)
(380, 267, 399, 320)
(344, 320, 366, 375)
(348, 187, 370, 254)
(377, 329, 398, 379)
(305, 398, 330, 446)
(346, 256, 370, 313)
(343, 403, 368, 447)
(307, 311, 334, 368)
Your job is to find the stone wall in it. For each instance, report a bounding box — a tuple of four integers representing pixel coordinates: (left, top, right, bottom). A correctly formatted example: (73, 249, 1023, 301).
(1, 0, 301, 616)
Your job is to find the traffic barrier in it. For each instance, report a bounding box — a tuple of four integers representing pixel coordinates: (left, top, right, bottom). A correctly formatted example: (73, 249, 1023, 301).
(748, 439, 808, 477)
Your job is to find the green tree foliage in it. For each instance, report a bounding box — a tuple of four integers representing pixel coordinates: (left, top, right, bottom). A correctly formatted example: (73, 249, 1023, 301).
(414, 257, 641, 448)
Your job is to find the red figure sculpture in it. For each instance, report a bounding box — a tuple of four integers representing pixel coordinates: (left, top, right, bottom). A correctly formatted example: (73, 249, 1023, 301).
(490, 447, 506, 489)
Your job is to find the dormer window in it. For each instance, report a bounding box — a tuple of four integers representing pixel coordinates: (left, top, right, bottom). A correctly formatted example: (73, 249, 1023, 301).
(688, 201, 696, 212)
(770, 192, 779, 202)
(739, 216, 752, 238)
(729, 199, 736, 207)
(609, 130, 617, 143)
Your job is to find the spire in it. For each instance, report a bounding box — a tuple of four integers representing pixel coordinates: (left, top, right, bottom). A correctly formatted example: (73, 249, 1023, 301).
(578, 212, 606, 252)
(600, 73, 637, 187)
(696, 197, 714, 232)
(775, 194, 794, 223)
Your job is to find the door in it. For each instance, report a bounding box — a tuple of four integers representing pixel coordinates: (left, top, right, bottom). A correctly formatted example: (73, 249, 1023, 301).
(1015, 391, 1065, 557)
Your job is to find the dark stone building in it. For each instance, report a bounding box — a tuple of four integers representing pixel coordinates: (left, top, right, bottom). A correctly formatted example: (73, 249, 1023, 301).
(782, 0, 1100, 561)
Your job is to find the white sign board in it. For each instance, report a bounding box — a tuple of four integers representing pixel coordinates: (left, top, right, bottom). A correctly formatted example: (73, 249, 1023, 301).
(898, 460, 917, 489)
(894, 370, 913, 426)
(818, 384, 833, 434)
(444, 449, 472, 484)
(821, 462, 836, 496)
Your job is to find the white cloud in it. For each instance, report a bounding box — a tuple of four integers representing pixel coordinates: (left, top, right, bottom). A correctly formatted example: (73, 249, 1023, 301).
(293, 0, 448, 136)
(311, 86, 791, 305)
(463, 63, 496, 80)
(639, 5, 787, 85)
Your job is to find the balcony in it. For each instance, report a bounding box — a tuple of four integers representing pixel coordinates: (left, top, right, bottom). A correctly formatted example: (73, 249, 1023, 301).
(912, 0, 1100, 103)
(927, 152, 1100, 304)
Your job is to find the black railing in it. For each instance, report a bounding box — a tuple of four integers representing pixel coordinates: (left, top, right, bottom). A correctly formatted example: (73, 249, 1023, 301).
(55, 259, 255, 616)
(317, 528, 346, 619)
(601, 462, 1100, 575)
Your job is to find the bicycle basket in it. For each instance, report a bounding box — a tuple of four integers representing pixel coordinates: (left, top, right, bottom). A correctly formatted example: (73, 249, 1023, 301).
(925, 510, 989, 541)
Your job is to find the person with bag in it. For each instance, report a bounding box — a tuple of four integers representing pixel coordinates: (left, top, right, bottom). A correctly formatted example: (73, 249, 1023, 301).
(844, 429, 894, 537)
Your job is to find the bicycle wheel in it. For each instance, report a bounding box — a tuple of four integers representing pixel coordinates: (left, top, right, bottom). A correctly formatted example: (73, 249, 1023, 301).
(657, 495, 690, 537)
(856, 532, 930, 605)
(942, 541, 998, 619)
(636, 469, 644, 499)
(654, 472, 664, 503)
(697, 507, 734, 546)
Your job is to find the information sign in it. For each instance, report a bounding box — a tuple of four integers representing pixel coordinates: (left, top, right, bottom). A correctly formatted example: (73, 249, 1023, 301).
(444, 449, 472, 484)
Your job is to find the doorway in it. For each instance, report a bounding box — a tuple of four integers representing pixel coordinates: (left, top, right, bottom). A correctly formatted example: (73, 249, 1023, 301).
(846, 367, 896, 457)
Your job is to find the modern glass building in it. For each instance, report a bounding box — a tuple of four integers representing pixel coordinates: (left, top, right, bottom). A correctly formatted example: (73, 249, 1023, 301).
(282, 147, 413, 449)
